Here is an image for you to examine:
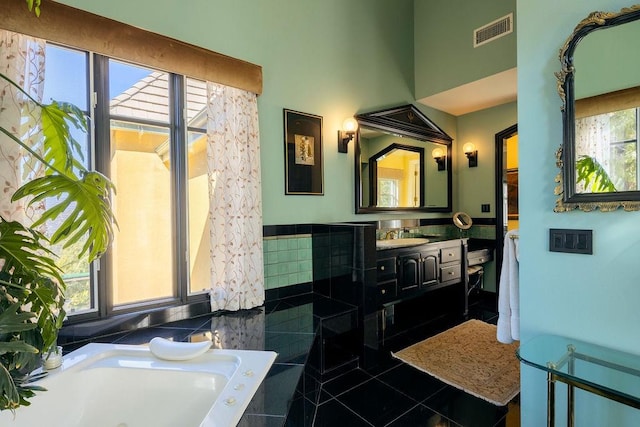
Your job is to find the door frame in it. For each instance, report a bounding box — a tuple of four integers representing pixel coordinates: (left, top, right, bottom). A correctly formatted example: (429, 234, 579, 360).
(494, 124, 518, 277)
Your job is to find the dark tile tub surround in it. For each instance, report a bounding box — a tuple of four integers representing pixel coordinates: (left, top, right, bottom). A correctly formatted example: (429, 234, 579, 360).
(59, 292, 358, 426)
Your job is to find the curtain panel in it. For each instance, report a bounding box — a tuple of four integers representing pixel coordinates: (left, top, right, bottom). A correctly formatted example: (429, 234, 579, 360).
(0, 30, 45, 223)
(206, 82, 264, 312)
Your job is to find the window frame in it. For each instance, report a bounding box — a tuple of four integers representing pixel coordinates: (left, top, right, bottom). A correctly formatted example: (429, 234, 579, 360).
(64, 52, 209, 324)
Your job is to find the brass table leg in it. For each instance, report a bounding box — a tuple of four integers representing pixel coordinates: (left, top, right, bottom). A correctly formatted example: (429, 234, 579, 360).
(568, 348, 575, 427)
(547, 371, 555, 427)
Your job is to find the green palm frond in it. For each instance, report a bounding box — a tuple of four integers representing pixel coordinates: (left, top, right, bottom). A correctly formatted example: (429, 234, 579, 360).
(12, 171, 116, 262)
(576, 155, 617, 193)
(25, 0, 41, 16)
(35, 100, 87, 174)
(0, 304, 37, 337)
(0, 218, 62, 283)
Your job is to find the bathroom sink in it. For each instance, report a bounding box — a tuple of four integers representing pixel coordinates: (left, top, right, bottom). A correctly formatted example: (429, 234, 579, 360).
(376, 238, 430, 249)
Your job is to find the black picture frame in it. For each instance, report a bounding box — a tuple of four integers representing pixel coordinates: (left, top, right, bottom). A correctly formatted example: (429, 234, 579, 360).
(284, 109, 323, 195)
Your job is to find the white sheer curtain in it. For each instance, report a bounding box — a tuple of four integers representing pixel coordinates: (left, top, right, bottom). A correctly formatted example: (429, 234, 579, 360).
(0, 30, 45, 223)
(575, 114, 611, 192)
(206, 82, 264, 312)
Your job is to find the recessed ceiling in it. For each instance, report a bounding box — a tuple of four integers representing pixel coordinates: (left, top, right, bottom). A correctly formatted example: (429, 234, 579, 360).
(417, 68, 517, 117)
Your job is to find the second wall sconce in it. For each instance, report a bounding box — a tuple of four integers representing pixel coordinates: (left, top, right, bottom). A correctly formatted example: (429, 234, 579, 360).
(431, 147, 446, 171)
(463, 142, 478, 168)
(338, 117, 358, 153)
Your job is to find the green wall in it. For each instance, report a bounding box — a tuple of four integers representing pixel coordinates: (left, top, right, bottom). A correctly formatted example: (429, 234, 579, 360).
(456, 101, 517, 218)
(518, 1, 640, 425)
(58, 0, 428, 225)
(414, 0, 516, 99)
(574, 19, 640, 99)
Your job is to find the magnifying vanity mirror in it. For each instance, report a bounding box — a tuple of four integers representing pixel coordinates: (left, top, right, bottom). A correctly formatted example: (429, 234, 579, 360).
(355, 105, 453, 213)
(555, 5, 640, 212)
(453, 212, 473, 230)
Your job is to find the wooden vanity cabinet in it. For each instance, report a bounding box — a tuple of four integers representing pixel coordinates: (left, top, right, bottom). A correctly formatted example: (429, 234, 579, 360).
(364, 238, 468, 371)
(375, 239, 465, 302)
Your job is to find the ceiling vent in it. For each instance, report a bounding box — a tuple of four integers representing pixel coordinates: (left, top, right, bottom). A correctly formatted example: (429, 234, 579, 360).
(473, 13, 513, 48)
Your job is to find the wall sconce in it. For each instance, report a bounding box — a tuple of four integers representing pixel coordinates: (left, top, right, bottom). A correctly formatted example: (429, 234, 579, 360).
(338, 117, 358, 153)
(463, 142, 478, 167)
(431, 147, 446, 171)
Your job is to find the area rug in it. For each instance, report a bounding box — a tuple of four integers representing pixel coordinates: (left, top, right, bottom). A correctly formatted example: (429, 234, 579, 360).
(391, 319, 520, 406)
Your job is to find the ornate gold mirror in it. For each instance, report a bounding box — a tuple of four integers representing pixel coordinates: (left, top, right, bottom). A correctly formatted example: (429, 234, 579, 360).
(555, 5, 640, 212)
(355, 105, 452, 213)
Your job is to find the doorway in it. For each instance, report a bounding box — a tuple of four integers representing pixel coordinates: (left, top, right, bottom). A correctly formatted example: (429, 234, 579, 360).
(494, 124, 518, 276)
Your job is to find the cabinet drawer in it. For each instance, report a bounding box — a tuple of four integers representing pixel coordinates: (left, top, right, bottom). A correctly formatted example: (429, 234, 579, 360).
(377, 257, 397, 281)
(377, 280, 397, 304)
(468, 248, 492, 266)
(440, 264, 461, 282)
(440, 246, 461, 264)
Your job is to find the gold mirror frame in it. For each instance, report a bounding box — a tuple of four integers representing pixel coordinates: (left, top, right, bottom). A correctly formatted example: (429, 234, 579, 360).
(554, 5, 640, 212)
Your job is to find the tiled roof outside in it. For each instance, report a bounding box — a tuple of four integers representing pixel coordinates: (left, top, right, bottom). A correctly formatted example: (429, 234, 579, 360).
(110, 71, 207, 127)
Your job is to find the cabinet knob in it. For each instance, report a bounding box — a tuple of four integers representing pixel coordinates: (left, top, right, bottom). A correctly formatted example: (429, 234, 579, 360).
(479, 258, 484, 262)
(381, 289, 386, 295)
(380, 266, 385, 271)
(448, 271, 455, 275)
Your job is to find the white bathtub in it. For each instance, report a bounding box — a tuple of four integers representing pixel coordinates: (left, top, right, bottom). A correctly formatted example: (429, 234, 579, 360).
(0, 343, 277, 427)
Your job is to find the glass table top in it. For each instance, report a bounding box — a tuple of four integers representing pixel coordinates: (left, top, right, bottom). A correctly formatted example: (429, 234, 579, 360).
(517, 335, 640, 405)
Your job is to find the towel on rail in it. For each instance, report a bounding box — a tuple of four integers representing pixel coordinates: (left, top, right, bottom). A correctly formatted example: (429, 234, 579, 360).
(497, 229, 519, 344)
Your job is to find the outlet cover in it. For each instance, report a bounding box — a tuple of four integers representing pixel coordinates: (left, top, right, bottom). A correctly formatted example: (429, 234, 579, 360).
(481, 204, 490, 212)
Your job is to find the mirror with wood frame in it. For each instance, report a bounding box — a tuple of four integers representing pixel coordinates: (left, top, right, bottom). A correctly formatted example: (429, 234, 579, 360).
(355, 105, 453, 213)
(556, 5, 640, 212)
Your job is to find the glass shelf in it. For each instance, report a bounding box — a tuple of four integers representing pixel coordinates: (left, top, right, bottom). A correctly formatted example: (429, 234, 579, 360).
(517, 334, 640, 427)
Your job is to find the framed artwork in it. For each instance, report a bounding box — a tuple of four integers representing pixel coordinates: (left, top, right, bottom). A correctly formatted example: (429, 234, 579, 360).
(283, 109, 324, 195)
(506, 168, 519, 220)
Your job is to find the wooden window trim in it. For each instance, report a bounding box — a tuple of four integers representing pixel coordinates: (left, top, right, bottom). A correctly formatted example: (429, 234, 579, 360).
(575, 86, 640, 119)
(2, 0, 262, 94)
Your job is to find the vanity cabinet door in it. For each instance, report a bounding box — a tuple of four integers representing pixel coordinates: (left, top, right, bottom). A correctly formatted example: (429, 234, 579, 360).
(398, 253, 420, 294)
(420, 251, 438, 287)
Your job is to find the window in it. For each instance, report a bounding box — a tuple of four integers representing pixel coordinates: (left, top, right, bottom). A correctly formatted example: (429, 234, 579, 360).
(42, 44, 93, 313)
(378, 179, 400, 207)
(608, 108, 638, 191)
(575, 108, 639, 193)
(43, 44, 209, 318)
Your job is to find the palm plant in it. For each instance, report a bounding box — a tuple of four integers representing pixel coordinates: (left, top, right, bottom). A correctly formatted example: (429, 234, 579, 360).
(0, 50, 115, 411)
(576, 155, 617, 193)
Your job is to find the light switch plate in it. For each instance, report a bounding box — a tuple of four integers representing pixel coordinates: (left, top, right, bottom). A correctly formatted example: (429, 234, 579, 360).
(549, 228, 593, 254)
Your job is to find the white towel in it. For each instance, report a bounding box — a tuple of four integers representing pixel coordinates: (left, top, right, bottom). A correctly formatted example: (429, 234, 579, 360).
(497, 229, 519, 344)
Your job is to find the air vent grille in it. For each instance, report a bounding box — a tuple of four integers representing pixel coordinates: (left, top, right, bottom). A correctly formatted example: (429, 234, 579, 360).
(474, 13, 513, 48)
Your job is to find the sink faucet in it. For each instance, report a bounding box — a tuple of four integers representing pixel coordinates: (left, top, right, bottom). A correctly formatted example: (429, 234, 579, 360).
(383, 230, 398, 240)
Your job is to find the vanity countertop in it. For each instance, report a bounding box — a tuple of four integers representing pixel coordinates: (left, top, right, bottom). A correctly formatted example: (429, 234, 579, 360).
(375, 236, 465, 251)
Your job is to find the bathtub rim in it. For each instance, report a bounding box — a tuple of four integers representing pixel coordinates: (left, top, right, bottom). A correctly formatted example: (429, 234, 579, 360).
(14, 342, 277, 427)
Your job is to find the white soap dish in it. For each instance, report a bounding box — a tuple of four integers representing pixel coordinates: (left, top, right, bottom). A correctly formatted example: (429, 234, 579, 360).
(149, 337, 212, 361)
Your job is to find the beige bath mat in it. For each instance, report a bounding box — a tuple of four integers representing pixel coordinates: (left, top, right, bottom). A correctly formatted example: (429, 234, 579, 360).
(392, 319, 520, 406)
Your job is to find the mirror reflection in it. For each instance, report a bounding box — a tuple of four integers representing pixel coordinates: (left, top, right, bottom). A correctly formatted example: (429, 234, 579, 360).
(368, 143, 421, 208)
(355, 105, 452, 213)
(573, 18, 640, 194)
(556, 5, 640, 211)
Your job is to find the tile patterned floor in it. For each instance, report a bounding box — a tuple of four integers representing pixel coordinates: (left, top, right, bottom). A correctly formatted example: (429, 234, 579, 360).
(313, 294, 520, 427)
